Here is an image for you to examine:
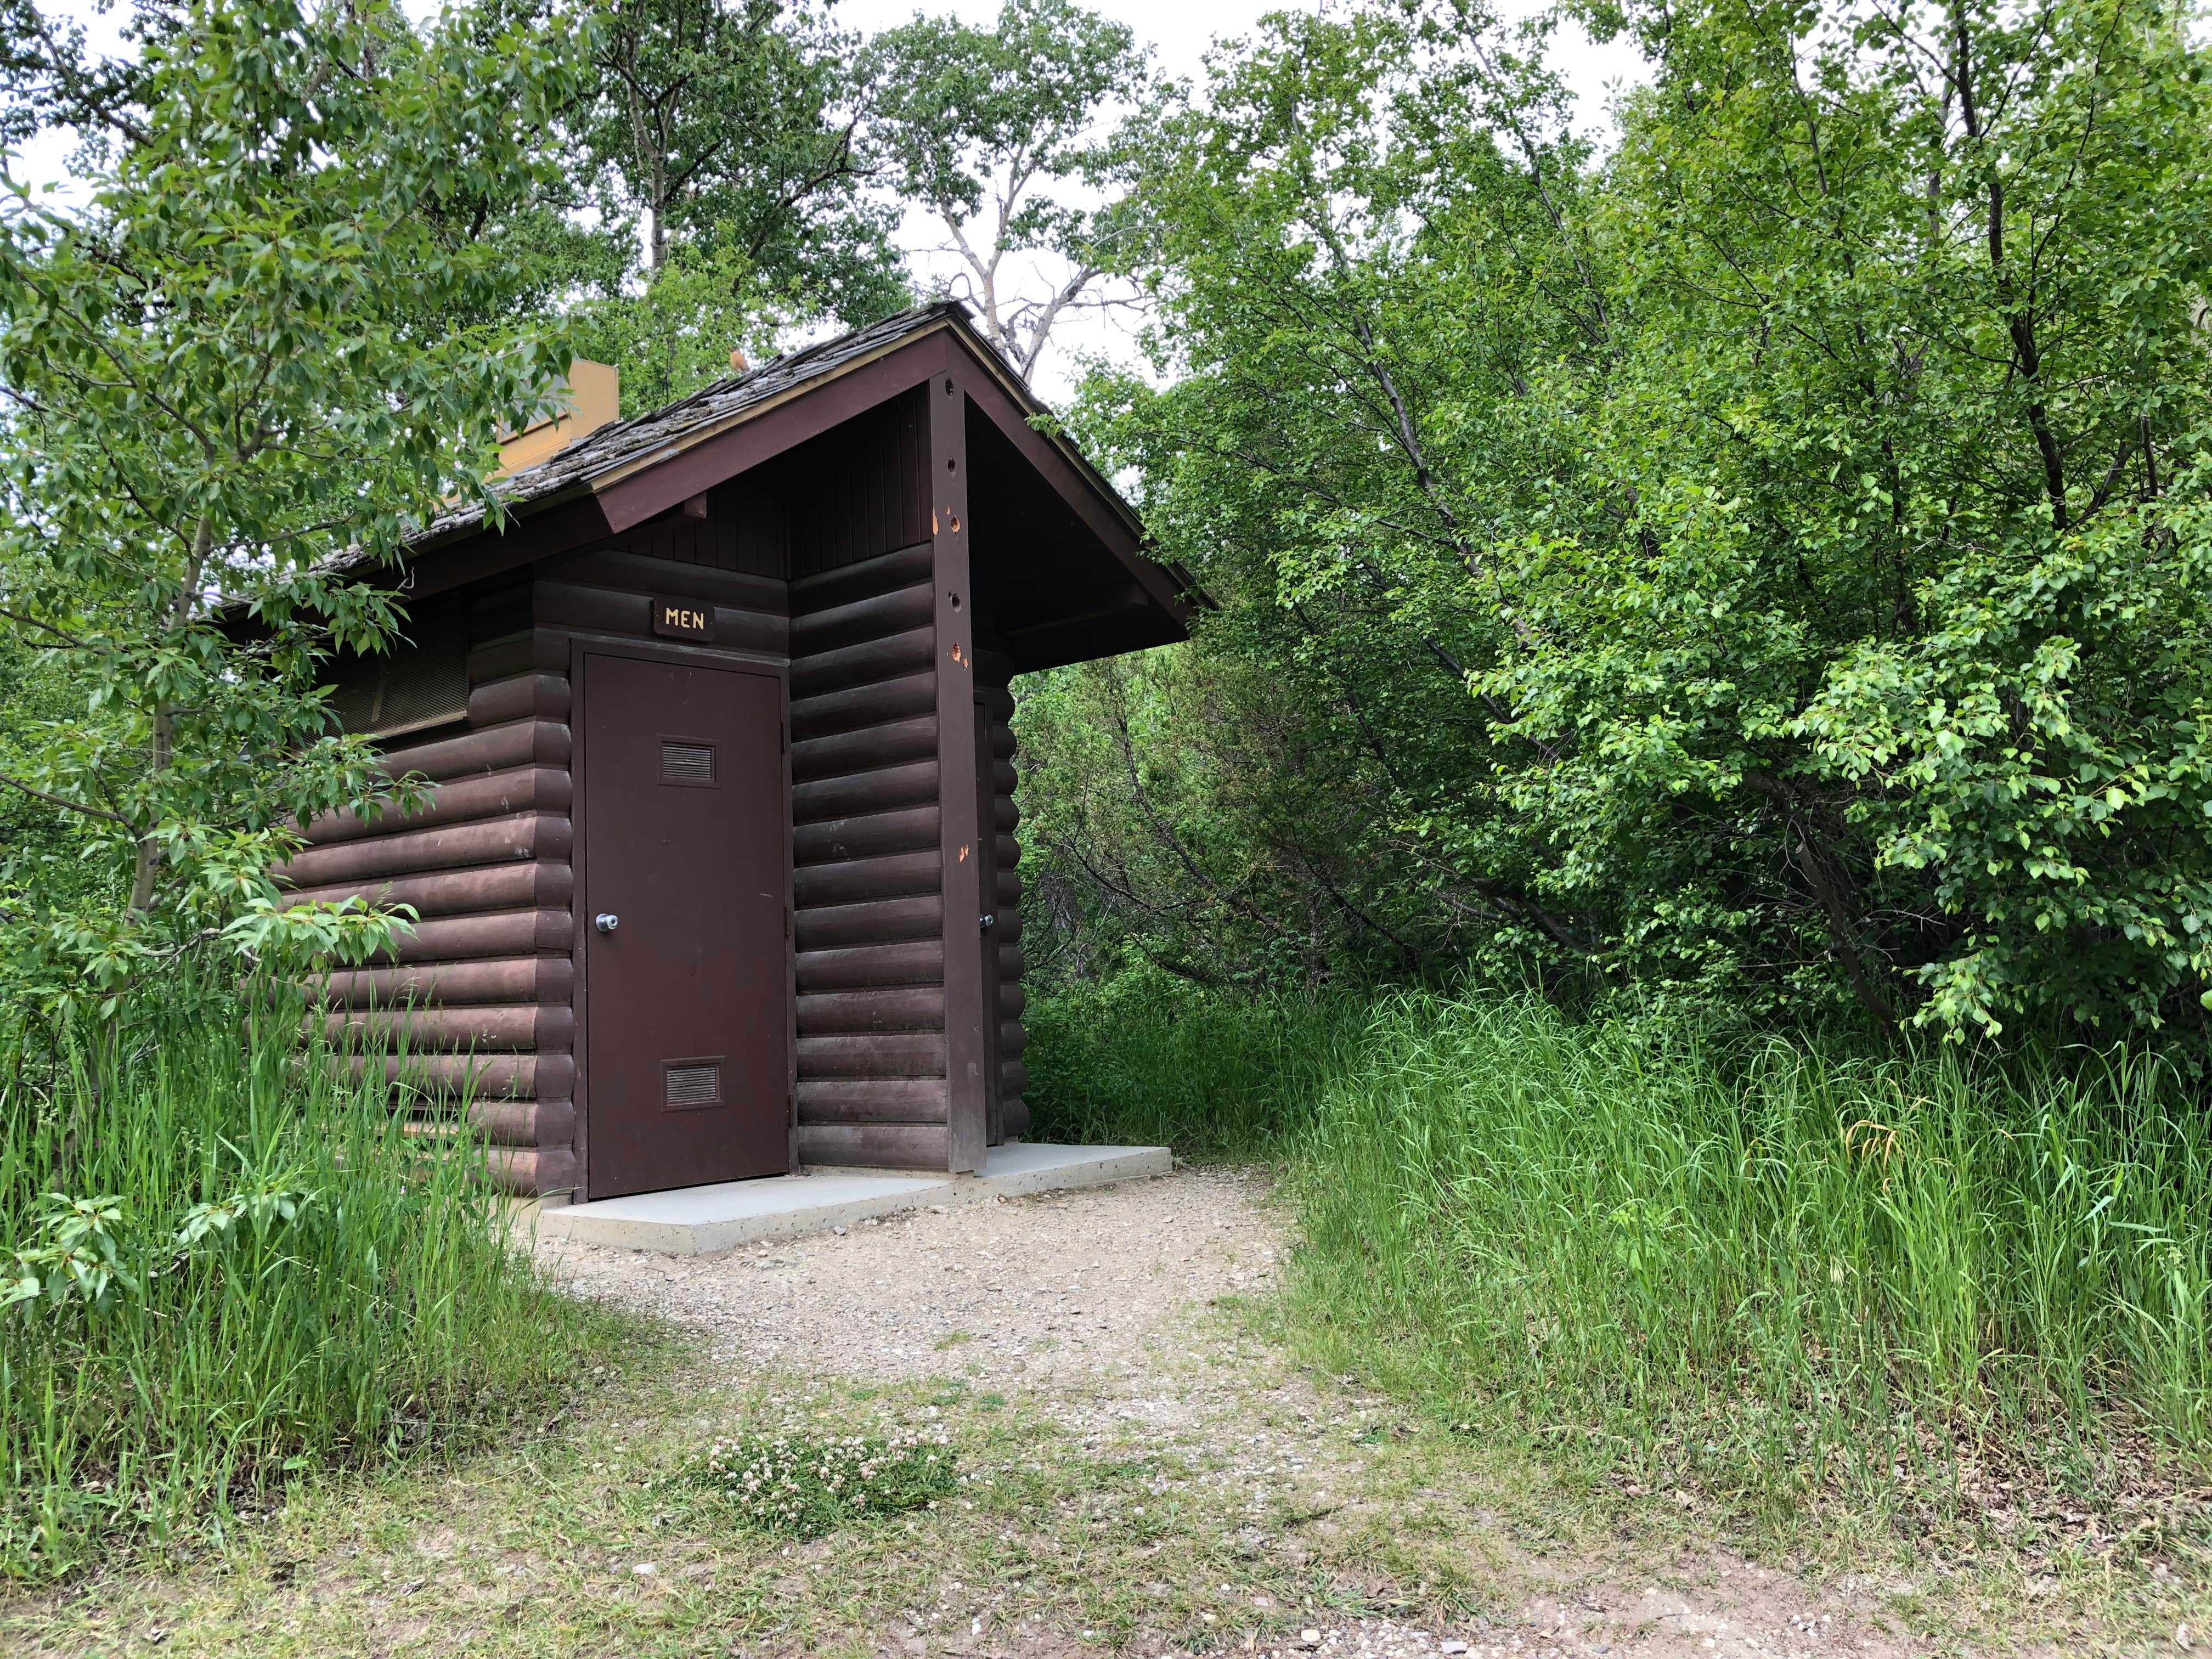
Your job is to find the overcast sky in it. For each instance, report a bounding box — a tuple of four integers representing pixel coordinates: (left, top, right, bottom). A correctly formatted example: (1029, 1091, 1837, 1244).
(9, 0, 1647, 399)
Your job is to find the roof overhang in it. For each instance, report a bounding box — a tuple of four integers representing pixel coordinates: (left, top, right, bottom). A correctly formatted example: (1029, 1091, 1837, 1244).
(393, 307, 1194, 668)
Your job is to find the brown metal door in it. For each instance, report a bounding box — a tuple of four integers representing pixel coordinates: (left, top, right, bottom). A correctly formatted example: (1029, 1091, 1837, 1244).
(581, 652, 789, 1197)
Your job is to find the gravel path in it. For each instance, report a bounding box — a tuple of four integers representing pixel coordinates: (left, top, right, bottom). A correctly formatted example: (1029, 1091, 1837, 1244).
(537, 1167, 1917, 1659)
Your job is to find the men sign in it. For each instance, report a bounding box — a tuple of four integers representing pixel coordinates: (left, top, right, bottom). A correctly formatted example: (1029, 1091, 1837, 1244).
(651, 597, 713, 641)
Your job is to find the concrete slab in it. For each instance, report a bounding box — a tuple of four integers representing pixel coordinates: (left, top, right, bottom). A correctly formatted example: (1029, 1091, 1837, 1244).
(526, 1142, 1171, 1256)
(972, 1140, 1171, 1198)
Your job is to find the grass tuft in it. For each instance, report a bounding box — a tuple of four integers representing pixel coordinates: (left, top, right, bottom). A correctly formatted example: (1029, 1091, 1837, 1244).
(0, 974, 602, 1577)
(1023, 967, 1361, 1157)
(1292, 991, 2212, 1522)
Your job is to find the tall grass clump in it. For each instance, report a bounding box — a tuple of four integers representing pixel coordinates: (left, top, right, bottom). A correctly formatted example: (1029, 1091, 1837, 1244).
(1288, 990, 2212, 1518)
(0, 975, 598, 1577)
(1024, 968, 1363, 1158)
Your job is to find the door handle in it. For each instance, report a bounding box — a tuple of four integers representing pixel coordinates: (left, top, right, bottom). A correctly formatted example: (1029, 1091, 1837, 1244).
(595, 913, 620, 934)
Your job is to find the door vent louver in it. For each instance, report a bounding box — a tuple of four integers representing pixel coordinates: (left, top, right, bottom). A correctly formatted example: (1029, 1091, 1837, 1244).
(661, 740, 716, 785)
(663, 1061, 722, 1109)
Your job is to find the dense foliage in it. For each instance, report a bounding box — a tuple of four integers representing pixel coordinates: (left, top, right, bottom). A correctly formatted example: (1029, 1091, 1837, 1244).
(561, 0, 910, 410)
(0, 980, 602, 1575)
(0, 0, 591, 1012)
(1031, 0, 2212, 1052)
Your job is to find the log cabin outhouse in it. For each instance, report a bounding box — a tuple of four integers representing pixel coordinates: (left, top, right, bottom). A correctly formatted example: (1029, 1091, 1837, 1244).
(279, 304, 1191, 1202)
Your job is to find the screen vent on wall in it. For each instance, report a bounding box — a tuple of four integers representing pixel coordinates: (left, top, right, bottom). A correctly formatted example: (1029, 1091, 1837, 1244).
(661, 740, 717, 786)
(328, 607, 470, 740)
(664, 1061, 723, 1110)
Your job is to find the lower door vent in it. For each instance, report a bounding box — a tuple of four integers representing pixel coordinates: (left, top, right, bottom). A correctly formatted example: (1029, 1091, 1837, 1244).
(664, 1060, 723, 1110)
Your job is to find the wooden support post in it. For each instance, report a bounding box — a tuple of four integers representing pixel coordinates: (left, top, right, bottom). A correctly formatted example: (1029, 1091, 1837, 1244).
(929, 373, 988, 1173)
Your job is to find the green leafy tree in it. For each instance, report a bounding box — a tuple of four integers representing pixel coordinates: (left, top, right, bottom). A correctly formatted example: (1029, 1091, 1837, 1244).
(865, 0, 1148, 380)
(0, 0, 590, 1014)
(566, 0, 907, 410)
(1058, 0, 2212, 1048)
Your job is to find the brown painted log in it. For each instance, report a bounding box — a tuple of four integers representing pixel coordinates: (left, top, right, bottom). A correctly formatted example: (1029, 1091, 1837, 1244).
(465, 1097, 575, 1149)
(796, 939, 944, 992)
(469, 672, 570, 726)
(467, 630, 566, 685)
(994, 832, 1019, 869)
(797, 986, 946, 1035)
(472, 580, 534, 640)
(544, 550, 788, 616)
(987, 687, 1015, 722)
(484, 1146, 578, 1197)
(279, 812, 569, 888)
(992, 911, 1023, 946)
(317, 956, 572, 1009)
(998, 981, 1025, 1019)
(989, 723, 1016, 760)
(789, 625, 934, 699)
(992, 759, 1017, 795)
(793, 895, 943, 952)
(792, 760, 938, 824)
(280, 860, 573, 919)
(797, 1121, 948, 1170)
(797, 1077, 949, 1122)
(1001, 1098, 1030, 1138)
(792, 715, 938, 783)
(793, 852, 940, 909)
(370, 909, 573, 964)
(995, 870, 1022, 907)
(324, 1003, 573, 1053)
(364, 1052, 573, 1101)
(303, 767, 570, 847)
(790, 582, 934, 657)
(992, 796, 1019, 833)
(382, 720, 569, 783)
(793, 805, 940, 867)
(791, 540, 934, 614)
(791, 672, 936, 742)
(997, 943, 1026, 980)
(1000, 1058, 1028, 1097)
(998, 1021, 1026, 1058)
(532, 582, 787, 657)
(797, 1032, 946, 1080)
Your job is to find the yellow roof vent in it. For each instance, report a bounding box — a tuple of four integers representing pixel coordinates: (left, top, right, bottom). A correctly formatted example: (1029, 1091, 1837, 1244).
(495, 360, 618, 477)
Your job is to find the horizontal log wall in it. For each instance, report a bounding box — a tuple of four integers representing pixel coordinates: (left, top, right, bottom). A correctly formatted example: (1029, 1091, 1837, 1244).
(285, 495, 795, 1199)
(789, 541, 950, 1170)
(282, 612, 580, 1198)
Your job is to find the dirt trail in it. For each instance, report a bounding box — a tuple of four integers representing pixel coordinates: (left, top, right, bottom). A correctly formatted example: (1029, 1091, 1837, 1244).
(538, 1166, 1916, 1659)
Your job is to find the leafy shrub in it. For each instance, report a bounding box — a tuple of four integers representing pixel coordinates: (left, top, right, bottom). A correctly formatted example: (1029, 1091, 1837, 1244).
(676, 1429, 956, 1537)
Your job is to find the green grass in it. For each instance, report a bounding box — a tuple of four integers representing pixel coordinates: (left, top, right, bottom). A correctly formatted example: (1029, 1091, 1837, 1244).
(1022, 967, 1363, 1158)
(0, 977, 606, 1578)
(1027, 977, 2212, 1533)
